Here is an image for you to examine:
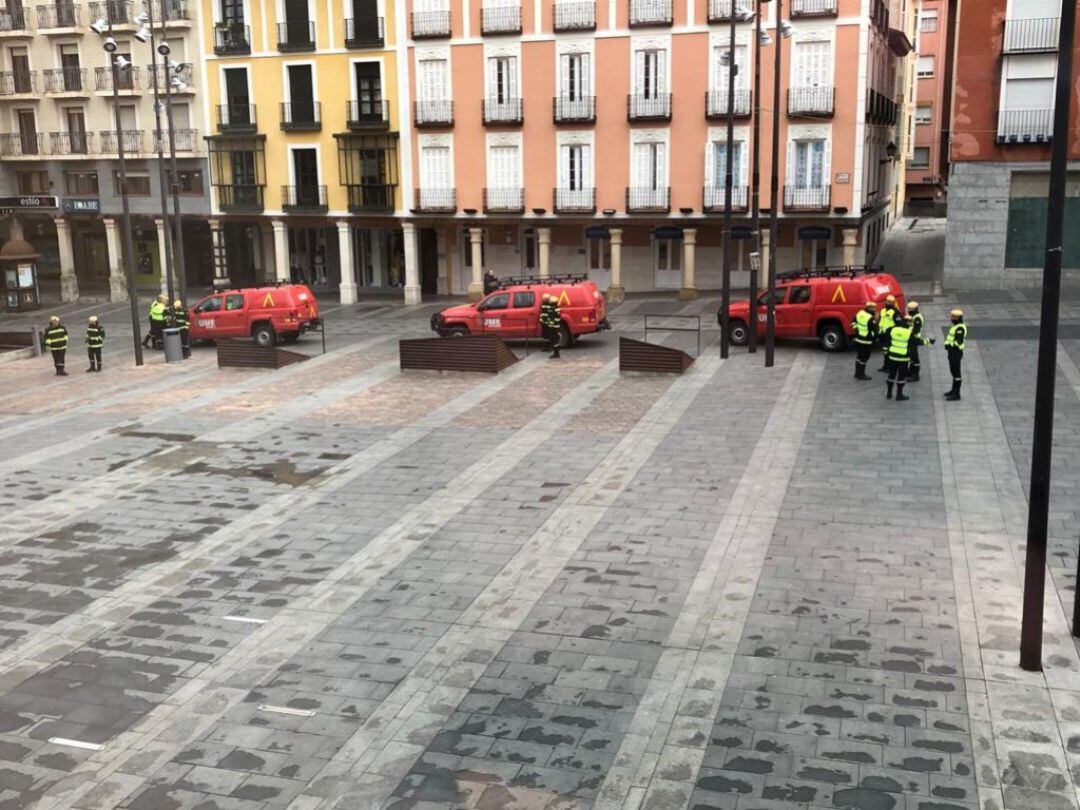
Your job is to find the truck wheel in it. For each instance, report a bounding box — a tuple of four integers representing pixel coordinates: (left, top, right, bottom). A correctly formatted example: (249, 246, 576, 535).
(729, 319, 749, 346)
(557, 324, 571, 349)
(252, 323, 276, 347)
(445, 325, 468, 337)
(818, 322, 846, 352)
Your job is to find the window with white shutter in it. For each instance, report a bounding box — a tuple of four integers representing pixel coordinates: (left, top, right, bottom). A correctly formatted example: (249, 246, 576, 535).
(710, 141, 743, 187)
(711, 45, 746, 91)
(794, 40, 830, 87)
(487, 56, 518, 102)
(792, 140, 825, 187)
(489, 145, 521, 187)
(421, 145, 451, 187)
(560, 144, 592, 190)
(635, 48, 666, 98)
(632, 141, 666, 188)
(560, 52, 590, 100)
(418, 59, 448, 101)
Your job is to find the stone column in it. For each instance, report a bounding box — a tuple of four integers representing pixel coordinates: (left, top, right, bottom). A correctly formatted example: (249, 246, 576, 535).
(842, 227, 859, 267)
(272, 219, 289, 282)
(54, 217, 78, 302)
(679, 228, 698, 301)
(209, 218, 230, 288)
(607, 228, 624, 302)
(402, 221, 421, 305)
(103, 217, 128, 302)
(154, 217, 169, 296)
(537, 227, 551, 278)
(467, 227, 484, 302)
(337, 221, 358, 304)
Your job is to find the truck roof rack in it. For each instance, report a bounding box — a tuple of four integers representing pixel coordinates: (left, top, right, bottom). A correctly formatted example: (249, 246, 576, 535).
(776, 265, 884, 282)
(492, 273, 590, 290)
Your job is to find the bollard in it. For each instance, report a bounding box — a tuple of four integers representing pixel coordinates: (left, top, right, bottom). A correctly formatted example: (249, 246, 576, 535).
(31, 326, 41, 357)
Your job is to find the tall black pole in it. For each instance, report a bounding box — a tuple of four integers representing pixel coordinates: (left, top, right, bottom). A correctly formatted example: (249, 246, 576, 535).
(158, 0, 187, 308)
(145, 0, 176, 306)
(764, 0, 782, 368)
(1020, 0, 1076, 669)
(108, 34, 144, 366)
(719, 1, 737, 359)
(748, 0, 763, 354)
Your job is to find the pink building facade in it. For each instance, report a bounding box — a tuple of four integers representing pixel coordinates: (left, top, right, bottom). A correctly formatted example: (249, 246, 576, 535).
(400, 0, 913, 298)
(906, 0, 952, 214)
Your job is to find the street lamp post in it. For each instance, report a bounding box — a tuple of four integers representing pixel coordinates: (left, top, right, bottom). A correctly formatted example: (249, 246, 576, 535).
(102, 32, 144, 366)
(1019, 0, 1076, 670)
(748, 0, 765, 354)
(719, 3, 741, 359)
(764, 0, 787, 368)
(160, 37, 188, 308)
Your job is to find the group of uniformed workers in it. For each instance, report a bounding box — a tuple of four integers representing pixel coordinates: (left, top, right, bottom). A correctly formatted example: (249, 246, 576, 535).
(540, 293, 562, 358)
(41, 297, 191, 376)
(42, 314, 105, 376)
(851, 296, 967, 401)
(141, 295, 191, 356)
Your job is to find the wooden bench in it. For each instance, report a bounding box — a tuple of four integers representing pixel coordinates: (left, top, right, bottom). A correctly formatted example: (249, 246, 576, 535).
(619, 336, 695, 375)
(400, 335, 519, 374)
(216, 339, 309, 369)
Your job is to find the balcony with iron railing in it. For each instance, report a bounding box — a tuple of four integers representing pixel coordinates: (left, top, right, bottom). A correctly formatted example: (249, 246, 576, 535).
(414, 187, 456, 212)
(626, 186, 670, 212)
(278, 20, 315, 50)
(282, 184, 327, 212)
(89, 0, 134, 24)
(787, 86, 834, 117)
(790, 0, 837, 17)
(483, 97, 523, 125)
(147, 62, 193, 90)
(214, 22, 250, 54)
(144, 0, 189, 20)
(0, 70, 37, 95)
(217, 102, 257, 132)
(553, 0, 594, 30)
(628, 93, 671, 121)
(706, 0, 748, 22)
(629, 0, 671, 26)
(1003, 16, 1060, 52)
(703, 185, 748, 211)
(0, 6, 31, 32)
(554, 95, 595, 123)
(99, 129, 144, 153)
(95, 65, 139, 91)
(44, 67, 86, 93)
(347, 99, 390, 129)
(280, 101, 321, 131)
(0, 132, 42, 155)
(346, 183, 395, 212)
(411, 9, 450, 37)
(783, 184, 831, 210)
(865, 88, 898, 126)
(996, 108, 1054, 143)
(481, 4, 520, 33)
(554, 187, 596, 213)
(706, 89, 751, 119)
(50, 131, 93, 154)
(345, 15, 383, 46)
(483, 187, 524, 213)
(414, 99, 453, 126)
(152, 127, 199, 151)
(37, 2, 79, 27)
(218, 184, 263, 211)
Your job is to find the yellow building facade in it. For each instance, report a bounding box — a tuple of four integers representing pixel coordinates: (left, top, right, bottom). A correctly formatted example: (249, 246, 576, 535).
(199, 0, 404, 301)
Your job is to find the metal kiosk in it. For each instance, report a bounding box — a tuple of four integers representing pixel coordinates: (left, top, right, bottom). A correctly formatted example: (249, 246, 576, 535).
(1, 219, 40, 313)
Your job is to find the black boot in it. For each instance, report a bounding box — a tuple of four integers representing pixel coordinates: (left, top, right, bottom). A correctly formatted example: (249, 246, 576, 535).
(945, 380, 961, 401)
(855, 363, 872, 380)
(908, 365, 920, 382)
(86, 366, 95, 373)
(886, 382, 894, 399)
(58, 368, 67, 376)
(896, 384, 909, 402)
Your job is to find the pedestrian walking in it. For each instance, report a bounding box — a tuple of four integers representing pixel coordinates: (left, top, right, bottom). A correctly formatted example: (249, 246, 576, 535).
(43, 315, 69, 376)
(851, 300, 877, 380)
(884, 314, 913, 401)
(906, 301, 935, 382)
(172, 299, 190, 358)
(483, 270, 499, 295)
(944, 308, 967, 401)
(85, 316, 105, 373)
(540, 293, 562, 359)
(876, 294, 899, 372)
(143, 295, 168, 349)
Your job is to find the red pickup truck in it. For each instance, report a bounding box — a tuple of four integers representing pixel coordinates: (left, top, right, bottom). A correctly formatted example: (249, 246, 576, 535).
(431, 276, 609, 349)
(189, 284, 320, 347)
(721, 267, 905, 351)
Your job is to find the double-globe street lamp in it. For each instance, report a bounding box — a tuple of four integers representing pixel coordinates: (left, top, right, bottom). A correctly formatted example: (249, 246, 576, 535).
(92, 2, 189, 362)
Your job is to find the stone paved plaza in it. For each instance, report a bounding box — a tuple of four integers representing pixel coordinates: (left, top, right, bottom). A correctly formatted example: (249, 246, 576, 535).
(0, 289, 1079, 810)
